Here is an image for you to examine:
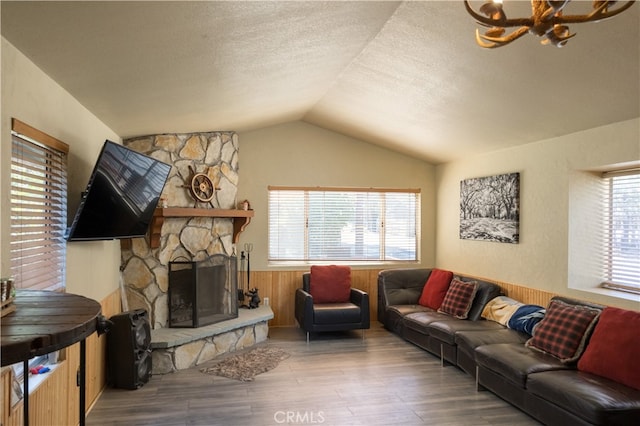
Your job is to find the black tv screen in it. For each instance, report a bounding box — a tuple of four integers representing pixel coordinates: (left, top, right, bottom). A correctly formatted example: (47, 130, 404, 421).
(67, 140, 171, 241)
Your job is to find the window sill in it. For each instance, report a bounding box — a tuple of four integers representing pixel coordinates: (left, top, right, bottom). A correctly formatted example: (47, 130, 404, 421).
(579, 286, 640, 304)
(11, 361, 63, 407)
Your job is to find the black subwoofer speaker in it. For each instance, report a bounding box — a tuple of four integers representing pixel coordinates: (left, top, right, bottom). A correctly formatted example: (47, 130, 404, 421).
(107, 309, 152, 389)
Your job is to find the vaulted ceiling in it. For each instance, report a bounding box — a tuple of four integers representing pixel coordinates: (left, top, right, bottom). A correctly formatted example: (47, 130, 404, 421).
(2, 1, 638, 164)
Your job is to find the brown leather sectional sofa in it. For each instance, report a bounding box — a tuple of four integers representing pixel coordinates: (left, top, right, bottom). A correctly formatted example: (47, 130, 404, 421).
(377, 268, 640, 426)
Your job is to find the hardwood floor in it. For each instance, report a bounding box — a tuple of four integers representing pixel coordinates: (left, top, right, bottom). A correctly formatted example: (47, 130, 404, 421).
(87, 325, 540, 426)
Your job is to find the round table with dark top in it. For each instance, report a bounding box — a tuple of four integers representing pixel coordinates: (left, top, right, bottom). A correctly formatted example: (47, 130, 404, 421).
(1, 290, 102, 426)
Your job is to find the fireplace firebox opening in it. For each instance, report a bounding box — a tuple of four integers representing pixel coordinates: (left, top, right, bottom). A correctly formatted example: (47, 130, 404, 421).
(168, 254, 238, 328)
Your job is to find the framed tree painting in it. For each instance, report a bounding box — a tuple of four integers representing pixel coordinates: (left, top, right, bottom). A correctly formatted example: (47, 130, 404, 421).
(460, 172, 520, 243)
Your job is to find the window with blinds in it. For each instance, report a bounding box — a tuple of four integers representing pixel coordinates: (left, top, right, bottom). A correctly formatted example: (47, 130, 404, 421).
(268, 186, 420, 263)
(10, 119, 68, 291)
(602, 169, 640, 294)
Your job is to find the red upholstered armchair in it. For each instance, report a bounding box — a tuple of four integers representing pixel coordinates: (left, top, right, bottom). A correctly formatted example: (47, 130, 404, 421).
(294, 266, 370, 342)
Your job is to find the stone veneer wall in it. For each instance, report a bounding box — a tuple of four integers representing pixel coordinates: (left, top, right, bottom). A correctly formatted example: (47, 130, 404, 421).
(121, 132, 239, 329)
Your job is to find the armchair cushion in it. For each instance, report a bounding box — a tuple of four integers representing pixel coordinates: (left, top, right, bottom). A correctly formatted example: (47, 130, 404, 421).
(418, 268, 453, 309)
(313, 303, 363, 325)
(309, 265, 351, 303)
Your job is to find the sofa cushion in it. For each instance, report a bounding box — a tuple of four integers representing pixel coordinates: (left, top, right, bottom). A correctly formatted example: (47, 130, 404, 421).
(527, 370, 640, 425)
(455, 329, 530, 376)
(384, 305, 432, 334)
(577, 307, 640, 391)
(418, 268, 453, 309)
(309, 265, 351, 303)
(426, 319, 504, 345)
(387, 304, 433, 318)
(456, 328, 529, 355)
(526, 299, 601, 363)
(403, 311, 451, 334)
(438, 278, 477, 319)
(475, 343, 570, 388)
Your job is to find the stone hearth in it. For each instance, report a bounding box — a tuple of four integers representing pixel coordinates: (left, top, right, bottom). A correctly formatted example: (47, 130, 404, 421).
(151, 306, 273, 374)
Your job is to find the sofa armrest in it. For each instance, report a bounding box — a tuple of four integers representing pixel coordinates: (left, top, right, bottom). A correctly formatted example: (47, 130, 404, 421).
(295, 288, 314, 330)
(350, 288, 370, 325)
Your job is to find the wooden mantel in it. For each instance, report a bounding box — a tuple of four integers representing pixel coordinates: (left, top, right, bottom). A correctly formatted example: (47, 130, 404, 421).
(149, 207, 254, 248)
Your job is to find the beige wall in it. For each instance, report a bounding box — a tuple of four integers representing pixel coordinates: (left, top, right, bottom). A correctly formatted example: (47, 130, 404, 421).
(237, 121, 437, 271)
(2, 35, 637, 310)
(1, 38, 121, 302)
(435, 118, 640, 310)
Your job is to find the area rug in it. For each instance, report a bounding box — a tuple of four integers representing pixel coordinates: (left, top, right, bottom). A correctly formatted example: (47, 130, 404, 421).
(200, 346, 290, 382)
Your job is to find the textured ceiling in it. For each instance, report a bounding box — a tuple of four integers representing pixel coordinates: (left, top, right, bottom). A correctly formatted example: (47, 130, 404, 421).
(1, 1, 638, 164)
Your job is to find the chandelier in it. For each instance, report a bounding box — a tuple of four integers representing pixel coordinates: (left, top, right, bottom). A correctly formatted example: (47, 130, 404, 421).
(463, 0, 636, 48)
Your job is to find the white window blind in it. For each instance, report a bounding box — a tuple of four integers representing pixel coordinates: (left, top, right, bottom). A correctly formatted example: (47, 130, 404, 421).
(269, 186, 420, 262)
(602, 169, 640, 294)
(10, 119, 68, 291)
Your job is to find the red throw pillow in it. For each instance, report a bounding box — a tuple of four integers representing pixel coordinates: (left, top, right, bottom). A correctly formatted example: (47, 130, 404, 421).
(577, 307, 640, 390)
(526, 299, 601, 363)
(418, 269, 453, 309)
(437, 278, 478, 319)
(309, 265, 351, 303)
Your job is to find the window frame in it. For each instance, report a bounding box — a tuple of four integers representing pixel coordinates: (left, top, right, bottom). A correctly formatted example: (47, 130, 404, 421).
(268, 185, 421, 264)
(10, 118, 69, 292)
(601, 168, 640, 295)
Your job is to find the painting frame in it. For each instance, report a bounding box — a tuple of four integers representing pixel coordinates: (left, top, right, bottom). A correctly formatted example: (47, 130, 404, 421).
(459, 172, 520, 244)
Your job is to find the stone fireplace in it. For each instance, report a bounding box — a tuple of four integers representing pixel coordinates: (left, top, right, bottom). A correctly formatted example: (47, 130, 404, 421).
(121, 132, 239, 329)
(119, 132, 272, 374)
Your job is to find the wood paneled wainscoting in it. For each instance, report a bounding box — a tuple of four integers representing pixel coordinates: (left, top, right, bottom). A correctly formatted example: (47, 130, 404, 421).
(249, 268, 559, 328)
(1, 289, 121, 426)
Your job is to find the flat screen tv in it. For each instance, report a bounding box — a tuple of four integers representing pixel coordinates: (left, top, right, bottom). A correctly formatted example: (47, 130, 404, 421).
(67, 140, 172, 241)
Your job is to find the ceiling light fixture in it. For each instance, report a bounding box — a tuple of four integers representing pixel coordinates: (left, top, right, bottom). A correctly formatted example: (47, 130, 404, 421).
(464, 0, 636, 48)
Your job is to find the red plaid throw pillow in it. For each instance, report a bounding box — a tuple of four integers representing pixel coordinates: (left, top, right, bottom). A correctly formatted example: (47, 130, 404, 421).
(437, 278, 478, 319)
(526, 299, 601, 363)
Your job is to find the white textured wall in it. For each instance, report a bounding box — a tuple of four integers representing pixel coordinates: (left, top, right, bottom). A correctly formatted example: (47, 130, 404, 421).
(237, 121, 436, 271)
(435, 118, 639, 310)
(1, 38, 121, 302)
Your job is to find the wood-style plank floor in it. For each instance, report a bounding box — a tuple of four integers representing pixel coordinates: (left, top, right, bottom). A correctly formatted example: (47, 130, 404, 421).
(87, 324, 540, 426)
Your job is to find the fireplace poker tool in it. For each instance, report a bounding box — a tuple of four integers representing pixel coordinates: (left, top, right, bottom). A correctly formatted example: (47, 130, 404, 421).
(238, 251, 246, 307)
(244, 243, 253, 293)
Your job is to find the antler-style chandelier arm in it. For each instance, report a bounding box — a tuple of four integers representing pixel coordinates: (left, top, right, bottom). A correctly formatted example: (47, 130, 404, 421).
(475, 26, 530, 48)
(556, 0, 636, 24)
(463, 0, 533, 28)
